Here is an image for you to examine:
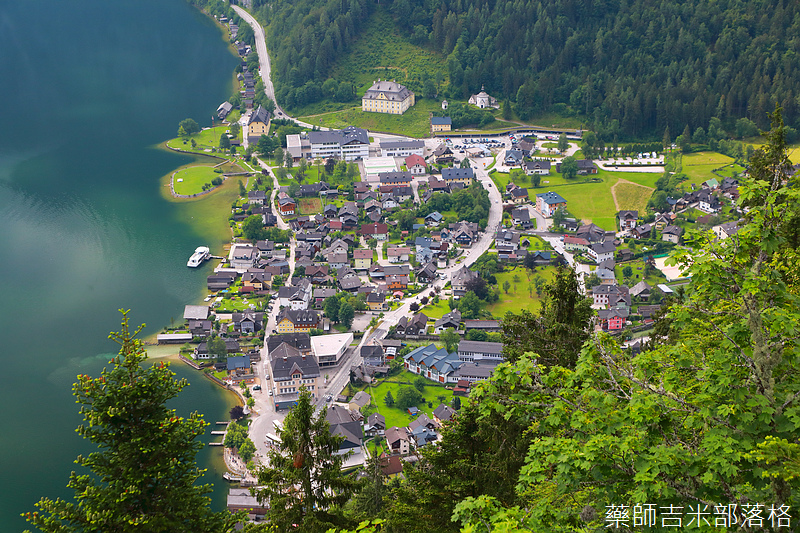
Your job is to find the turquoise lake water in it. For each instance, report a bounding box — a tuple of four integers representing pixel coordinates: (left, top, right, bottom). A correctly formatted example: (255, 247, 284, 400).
(0, 0, 240, 528)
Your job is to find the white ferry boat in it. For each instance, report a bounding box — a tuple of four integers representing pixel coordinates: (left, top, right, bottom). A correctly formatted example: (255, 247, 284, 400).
(187, 246, 210, 268)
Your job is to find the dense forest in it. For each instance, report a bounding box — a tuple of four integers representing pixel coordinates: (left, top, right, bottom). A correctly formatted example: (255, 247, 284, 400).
(225, 0, 800, 140)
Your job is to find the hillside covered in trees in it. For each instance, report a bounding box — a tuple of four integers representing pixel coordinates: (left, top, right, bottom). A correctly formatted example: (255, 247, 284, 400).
(239, 0, 800, 139)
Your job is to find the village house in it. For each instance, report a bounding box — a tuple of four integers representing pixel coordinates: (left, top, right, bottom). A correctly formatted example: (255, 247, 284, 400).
(535, 191, 567, 217)
(267, 333, 312, 356)
(433, 144, 455, 164)
(387, 246, 411, 263)
(396, 312, 428, 336)
(246, 105, 270, 144)
(386, 426, 412, 455)
(434, 309, 462, 333)
(228, 244, 258, 271)
(275, 308, 321, 334)
(524, 160, 551, 175)
(442, 167, 474, 187)
(353, 248, 372, 270)
(597, 307, 629, 330)
(277, 279, 313, 310)
(591, 284, 631, 308)
(563, 235, 589, 253)
(452, 265, 479, 296)
(510, 187, 529, 204)
(588, 241, 616, 264)
(618, 210, 638, 230)
(366, 290, 388, 311)
(277, 193, 296, 216)
(364, 412, 386, 438)
(661, 224, 683, 244)
(362, 79, 415, 115)
(270, 343, 321, 409)
(405, 154, 427, 175)
(358, 222, 389, 241)
(630, 223, 652, 239)
(378, 171, 413, 187)
(431, 116, 452, 132)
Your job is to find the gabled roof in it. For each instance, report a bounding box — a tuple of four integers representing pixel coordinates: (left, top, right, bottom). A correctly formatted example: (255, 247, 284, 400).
(309, 126, 369, 146)
(433, 403, 456, 422)
(270, 350, 321, 381)
(248, 105, 271, 125)
(442, 167, 475, 180)
(590, 241, 616, 254)
(405, 154, 427, 167)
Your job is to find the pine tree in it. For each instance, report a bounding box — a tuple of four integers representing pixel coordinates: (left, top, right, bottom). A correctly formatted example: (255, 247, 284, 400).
(254, 388, 359, 532)
(25, 311, 239, 533)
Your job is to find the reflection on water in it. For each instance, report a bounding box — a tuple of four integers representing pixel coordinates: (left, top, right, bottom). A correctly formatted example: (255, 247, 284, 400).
(0, 0, 239, 528)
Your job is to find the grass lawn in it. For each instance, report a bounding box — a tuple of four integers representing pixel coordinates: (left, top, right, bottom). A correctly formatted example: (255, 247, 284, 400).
(614, 259, 667, 287)
(612, 180, 655, 214)
(160, 157, 242, 247)
(301, 100, 444, 138)
(300, 165, 325, 184)
(215, 295, 264, 313)
(485, 265, 556, 317)
(419, 299, 451, 320)
(359, 372, 454, 429)
(681, 152, 735, 187)
(298, 197, 322, 215)
(541, 142, 559, 149)
(166, 125, 232, 154)
(172, 166, 221, 195)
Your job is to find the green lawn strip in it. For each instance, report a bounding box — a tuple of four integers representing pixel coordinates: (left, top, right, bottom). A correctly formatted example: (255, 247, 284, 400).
(299, 165, 325, 184)
(167, 125, 233, 153)
(300, 100, 443, 138)
(614, 258, 667, 287)
(485, 265, 556, 317)
(361, 375, 454, 429)
(173, 165, 223, 195)
(160, 163, 240, 247)
(681, 152, 735, 187)
(613, 181, 654, 214)
(419, 299, 451, 320)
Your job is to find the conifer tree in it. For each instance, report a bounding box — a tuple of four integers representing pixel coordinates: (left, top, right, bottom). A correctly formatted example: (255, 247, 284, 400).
(25, 311, 239, 533)
(255, 388, 359, 532)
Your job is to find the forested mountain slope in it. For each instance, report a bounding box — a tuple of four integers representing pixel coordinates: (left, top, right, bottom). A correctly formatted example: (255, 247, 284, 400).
(250, 0, 800, 138)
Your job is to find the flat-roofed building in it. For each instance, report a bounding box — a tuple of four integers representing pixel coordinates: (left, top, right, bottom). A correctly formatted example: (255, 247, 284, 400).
(311, 332, 354, 367)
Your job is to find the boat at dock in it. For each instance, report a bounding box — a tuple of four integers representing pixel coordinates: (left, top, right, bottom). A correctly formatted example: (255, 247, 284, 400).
(187, 246, 210, 267)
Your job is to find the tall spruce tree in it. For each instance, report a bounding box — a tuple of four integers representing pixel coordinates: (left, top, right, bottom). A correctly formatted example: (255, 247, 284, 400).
(254, 388, 359, 532)
(24, 311, 238, 533)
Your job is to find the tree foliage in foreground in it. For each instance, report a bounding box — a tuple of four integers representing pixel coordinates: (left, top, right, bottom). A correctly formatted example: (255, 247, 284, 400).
(501, 266, 593, 367)
(337, 107, 800, 533)
(456, 106, 800, 529)
(24, 311, 238, 533)
(254, 388, 359, 532)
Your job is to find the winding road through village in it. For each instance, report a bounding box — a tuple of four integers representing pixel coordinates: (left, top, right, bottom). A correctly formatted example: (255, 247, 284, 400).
(226, 6, 578, 464)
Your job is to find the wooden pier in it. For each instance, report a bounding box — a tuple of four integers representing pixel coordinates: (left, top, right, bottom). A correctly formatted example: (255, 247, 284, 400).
(211, 430, 226, 435)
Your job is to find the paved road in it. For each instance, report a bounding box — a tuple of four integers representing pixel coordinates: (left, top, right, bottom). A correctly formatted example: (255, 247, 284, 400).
(231, 7, 276, 110)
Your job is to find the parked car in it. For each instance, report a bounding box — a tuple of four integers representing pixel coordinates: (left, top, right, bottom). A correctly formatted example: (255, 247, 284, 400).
(253, 385, 261, 391)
